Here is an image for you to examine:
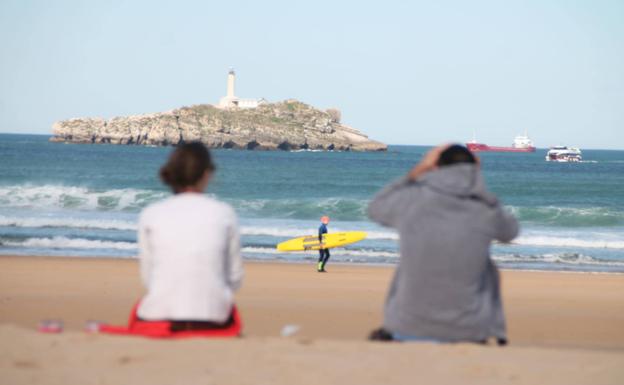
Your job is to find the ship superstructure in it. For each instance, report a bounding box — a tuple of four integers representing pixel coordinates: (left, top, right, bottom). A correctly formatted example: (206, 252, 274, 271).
(466, 132, 536, 153)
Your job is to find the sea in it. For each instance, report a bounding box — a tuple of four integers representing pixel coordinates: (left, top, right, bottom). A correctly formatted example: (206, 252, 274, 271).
(1, 134, 623, 273)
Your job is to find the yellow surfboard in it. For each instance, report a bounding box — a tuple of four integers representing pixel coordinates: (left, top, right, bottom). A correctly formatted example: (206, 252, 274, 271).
(277, 231, 367, 251)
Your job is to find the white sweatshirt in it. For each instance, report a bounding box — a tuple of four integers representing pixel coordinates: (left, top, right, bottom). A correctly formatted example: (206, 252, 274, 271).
(136, 193, 244, 322)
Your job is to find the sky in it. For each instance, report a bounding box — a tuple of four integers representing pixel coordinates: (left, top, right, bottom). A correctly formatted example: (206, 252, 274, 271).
(0, 0, 622, 149)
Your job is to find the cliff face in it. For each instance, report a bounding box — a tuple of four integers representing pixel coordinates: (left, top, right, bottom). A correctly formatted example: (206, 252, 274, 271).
(50, 100, 387, 151)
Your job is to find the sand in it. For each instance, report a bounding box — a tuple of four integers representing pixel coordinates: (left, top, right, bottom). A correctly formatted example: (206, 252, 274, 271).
(1, 256, 623, 384)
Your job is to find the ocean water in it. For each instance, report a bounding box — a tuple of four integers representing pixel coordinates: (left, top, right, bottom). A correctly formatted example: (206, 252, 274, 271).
(1, 133, 623, 273)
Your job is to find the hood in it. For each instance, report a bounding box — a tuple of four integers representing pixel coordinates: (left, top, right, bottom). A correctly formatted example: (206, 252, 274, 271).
(420, 163, 498, 206)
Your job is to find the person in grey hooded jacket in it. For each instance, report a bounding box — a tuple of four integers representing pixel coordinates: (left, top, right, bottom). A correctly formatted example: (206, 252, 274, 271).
(368, 144, 518, 344)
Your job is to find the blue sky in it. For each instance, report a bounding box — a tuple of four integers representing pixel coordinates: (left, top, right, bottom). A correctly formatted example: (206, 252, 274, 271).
(1, 0, 622, 149)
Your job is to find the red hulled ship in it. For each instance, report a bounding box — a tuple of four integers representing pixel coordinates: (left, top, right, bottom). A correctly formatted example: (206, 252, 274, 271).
(466, 134, 536, 153)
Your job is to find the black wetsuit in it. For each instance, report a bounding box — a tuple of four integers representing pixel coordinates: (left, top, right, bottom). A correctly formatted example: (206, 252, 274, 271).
(318, 223, 330, 271)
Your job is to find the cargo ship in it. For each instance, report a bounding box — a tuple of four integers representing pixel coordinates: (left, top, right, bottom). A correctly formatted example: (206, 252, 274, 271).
(466, 133, 536, 153)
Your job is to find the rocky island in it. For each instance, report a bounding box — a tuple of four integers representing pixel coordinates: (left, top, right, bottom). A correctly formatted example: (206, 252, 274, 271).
(49, 100, 387, 151)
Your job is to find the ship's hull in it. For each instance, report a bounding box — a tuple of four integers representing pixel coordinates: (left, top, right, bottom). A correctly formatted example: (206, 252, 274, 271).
(466, 143, 536, 153)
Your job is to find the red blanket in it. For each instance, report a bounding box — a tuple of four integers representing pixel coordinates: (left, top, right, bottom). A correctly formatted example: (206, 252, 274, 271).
(99, 302, 242, 338)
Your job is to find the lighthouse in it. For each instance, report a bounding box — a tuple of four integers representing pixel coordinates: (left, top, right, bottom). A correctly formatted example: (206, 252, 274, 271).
(226, 68, 235, 99)
(217, 69, 266, 109)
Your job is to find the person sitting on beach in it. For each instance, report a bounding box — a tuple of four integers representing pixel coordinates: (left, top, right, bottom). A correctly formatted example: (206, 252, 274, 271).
(135, 142, 244, 333)
(317, 215, 331, 272)
(367, 144, 518, 344)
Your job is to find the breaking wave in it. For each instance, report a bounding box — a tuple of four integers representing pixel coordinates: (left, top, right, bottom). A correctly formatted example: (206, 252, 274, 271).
(0, 215, 137, 231)
(240, 226, 397, 240)
(0, 185, 168, 212)
(242, 246, 398, 259)
(514, 235, 624, 249)
(0, 185, 369, 220)
(508, 206, 624, 227)
(2, 238, 623, 270)
(2, 185, 622, 228)
(231, 197, 369, 220)
(0, 217, 398, 241)
(242, 246, 624, 269)
(493, 253, 624, 268)
(2, 236, 136, 250)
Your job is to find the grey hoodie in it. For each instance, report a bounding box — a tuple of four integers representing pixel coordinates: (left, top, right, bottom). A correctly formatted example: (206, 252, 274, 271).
(368, 164, 518, 342)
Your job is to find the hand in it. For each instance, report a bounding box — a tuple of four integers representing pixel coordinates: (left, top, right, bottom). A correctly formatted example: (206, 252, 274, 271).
(407, 144, 450, 181)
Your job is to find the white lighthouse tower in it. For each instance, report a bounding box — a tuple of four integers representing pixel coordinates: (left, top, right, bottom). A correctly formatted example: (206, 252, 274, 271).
(226, 68, 235, 99)
(217, 69, 266, 109)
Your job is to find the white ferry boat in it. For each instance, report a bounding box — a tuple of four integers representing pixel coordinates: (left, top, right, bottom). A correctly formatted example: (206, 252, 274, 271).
(545, 146, 582, 162)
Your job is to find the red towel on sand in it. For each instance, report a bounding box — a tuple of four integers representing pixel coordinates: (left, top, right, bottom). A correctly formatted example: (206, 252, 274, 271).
(99, 302, 242, 338)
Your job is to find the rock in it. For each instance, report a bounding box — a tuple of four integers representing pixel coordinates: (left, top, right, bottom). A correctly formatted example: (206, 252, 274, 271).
(50, 100, 387, 151)
(50, 118, 106, 144)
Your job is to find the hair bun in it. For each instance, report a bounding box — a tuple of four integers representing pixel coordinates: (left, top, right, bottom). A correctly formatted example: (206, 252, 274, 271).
(159, 142, 215, 192)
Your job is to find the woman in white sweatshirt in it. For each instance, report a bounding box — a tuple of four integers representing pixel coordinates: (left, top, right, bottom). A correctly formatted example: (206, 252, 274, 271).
(136, 142, 244, 331)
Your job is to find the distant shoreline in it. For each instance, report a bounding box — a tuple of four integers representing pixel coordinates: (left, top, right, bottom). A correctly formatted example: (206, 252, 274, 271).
(2, 133, 624, 151)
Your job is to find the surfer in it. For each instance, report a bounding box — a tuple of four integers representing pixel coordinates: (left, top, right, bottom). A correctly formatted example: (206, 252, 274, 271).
(317, 216, 330, 272)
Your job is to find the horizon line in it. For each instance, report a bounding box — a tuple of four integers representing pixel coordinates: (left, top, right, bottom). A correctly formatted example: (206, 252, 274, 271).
(0, 132, 621, 151)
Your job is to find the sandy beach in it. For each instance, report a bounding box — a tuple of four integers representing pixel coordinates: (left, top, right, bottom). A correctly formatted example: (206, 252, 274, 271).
(1, 256, 623, 384)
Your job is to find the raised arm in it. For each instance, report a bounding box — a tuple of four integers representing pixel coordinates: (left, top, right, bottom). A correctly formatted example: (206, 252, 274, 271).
(368, 176, 413, 227)
(368, 145, 449, 227)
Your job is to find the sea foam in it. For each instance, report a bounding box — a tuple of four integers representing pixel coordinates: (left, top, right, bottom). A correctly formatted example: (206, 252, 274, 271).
(2, 236, 136, 250)
(493, 253, 624, 267)
(514, 235, 624, 249)
(0, 215, 137, 231)
(0, 185, 168, 212)
(507, 205, 624, 227)
(240, 226, 397, 240)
